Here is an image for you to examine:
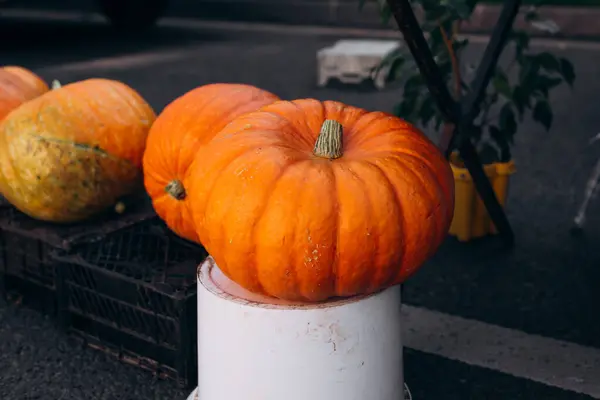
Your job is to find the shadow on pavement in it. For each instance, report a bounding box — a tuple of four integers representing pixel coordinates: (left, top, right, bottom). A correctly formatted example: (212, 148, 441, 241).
(0, 16, 229, 69)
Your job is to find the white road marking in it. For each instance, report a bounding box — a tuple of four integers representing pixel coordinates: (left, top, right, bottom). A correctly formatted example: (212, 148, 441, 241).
(403, 304, 600, 398)
(3, 8, 600, 51)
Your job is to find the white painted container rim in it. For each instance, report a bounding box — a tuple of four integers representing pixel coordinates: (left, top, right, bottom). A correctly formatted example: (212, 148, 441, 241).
(198, 256, 390, 311)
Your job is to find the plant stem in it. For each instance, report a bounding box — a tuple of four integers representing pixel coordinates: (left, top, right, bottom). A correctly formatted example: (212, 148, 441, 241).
(165, 179, 186, 200)
(313, 120, 343, 159)
(439, 21, 461, 98)
(439, 20, 462, 153)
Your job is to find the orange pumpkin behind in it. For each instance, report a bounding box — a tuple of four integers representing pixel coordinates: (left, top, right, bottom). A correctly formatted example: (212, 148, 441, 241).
(0, 66, 49, 120)
(0, 78, 155, 222)
(3, 66, 49, 96)
(187, 99, 455, 302)
(143, 83, 279, 243)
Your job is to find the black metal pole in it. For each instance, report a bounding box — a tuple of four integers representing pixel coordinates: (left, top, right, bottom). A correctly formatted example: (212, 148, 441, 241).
(447, 0, 524, 155)
(385, 0, 519, 247)
(386, 0, 459, 123)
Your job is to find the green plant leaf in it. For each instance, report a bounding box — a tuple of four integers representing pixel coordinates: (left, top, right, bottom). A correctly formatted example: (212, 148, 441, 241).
(488, 126, 511, 163)
(534, 52, 560, 72)
(437, 59, 454, 82)
(511, 30, 530, 58)
(492, 70, 512, 99)
(433, 114, 445, 131)
(488, 125, 501, 140)
(377, 49, 406, 81)
(394, 98, 419, 122)
(499, 104, 517, 142)
(533, 75, 563, 98)
(512, 85, 531, 119)
(559, 57, 576, 87)
(479, 140, 501, 165)
(388, 57, 407, 81)
(469, 124, 483, 142)
(404, 74, 424, 97)
(379, 2, 392, 25)
(428, 26, 447, 55)
(532, 100, 553, 131)
(524, 7, 539, 22)
(453, 38, 469, 53)
(518, 55, 540, 84)
(447, 0, 471, 19)
(418, 96, 436, 126)
(422, 2, 447, 20)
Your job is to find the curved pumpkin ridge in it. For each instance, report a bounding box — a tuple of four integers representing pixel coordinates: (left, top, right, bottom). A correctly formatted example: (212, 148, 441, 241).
(143, 83, 279, 243)
(376, 154, 444, 282)
(201, 146, 307, 294)
(247, 160, 338, 300)
(359, 131, 455, 234)
(391, 151, 452, 247)
(337, 160, 405, 295)
(328, 161, 377, 297)
(187, 130, 283, 249)
(346, 113, 453, 281)
(337, 109, 455, 238)
(330, 111, 411, 293)
(360, 159, 408, 288)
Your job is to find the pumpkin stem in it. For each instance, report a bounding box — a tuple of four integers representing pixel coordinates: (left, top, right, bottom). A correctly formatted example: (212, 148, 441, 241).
(51, 80, 62, 90)
(165, 179, 186, 200)
(313, 119, 343, 159)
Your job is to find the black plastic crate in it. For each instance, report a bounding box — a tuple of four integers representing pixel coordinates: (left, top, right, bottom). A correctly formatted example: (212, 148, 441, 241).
(52, 220, 208, 388)
(0, 273, 58, 316)
(0, 195, 156, 291)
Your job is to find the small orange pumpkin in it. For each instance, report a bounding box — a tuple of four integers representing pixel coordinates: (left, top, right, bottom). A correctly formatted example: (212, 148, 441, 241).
(0, 78, 155, 222)
(0, 66, 49, 120)
(188, 99, 455, 302)
(143, 83, 279, 243)
(3, 66, 49, 96)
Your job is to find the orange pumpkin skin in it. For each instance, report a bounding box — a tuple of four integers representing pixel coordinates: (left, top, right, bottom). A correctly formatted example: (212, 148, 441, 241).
(143, 83, 279, 243)
(0, 67, 48, 121)
(3, 66, 49, 96)
(0, 78, 156, 222)
(187, 99, 455, 302)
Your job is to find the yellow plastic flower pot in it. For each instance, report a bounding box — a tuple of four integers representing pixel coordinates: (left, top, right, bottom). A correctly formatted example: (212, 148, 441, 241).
(448, 152, 516, 242)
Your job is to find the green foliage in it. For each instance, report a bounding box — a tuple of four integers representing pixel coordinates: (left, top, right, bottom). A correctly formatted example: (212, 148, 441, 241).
(367, 0, 576, 162)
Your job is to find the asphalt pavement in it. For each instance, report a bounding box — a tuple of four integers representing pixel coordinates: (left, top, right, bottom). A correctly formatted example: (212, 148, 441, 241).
(2, 10, 600, 400)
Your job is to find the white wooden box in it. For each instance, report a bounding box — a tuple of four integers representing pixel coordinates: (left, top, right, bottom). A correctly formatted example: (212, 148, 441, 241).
(317, 39, 401, 89)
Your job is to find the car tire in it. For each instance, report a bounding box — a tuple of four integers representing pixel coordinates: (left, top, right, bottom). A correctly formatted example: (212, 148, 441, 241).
(97, 0, 169, 31)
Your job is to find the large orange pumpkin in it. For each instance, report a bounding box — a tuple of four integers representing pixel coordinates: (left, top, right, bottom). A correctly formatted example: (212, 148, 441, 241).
(0, 66, 49, 120)
(143, 83, 279, 243)
(0, 78, 156, 222)
(187, 99, 455, 302)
